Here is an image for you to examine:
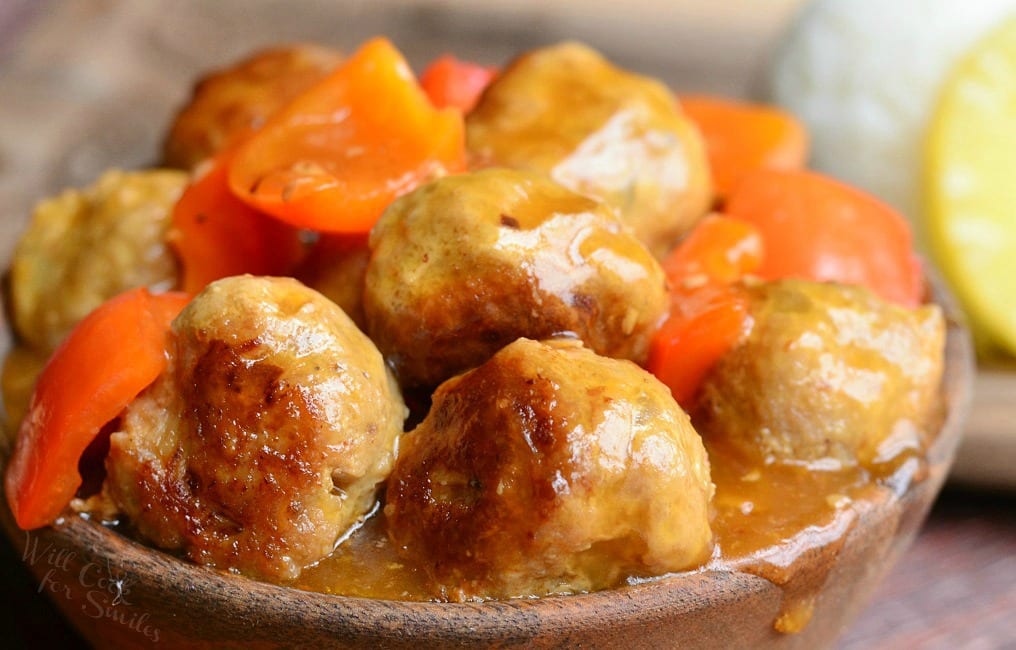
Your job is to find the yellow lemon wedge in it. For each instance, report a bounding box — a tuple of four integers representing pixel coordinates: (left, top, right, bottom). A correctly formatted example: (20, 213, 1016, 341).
(924, 17, 1016, 356)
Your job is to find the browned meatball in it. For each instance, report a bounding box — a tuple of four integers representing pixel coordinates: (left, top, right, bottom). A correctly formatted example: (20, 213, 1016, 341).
(102, 276, 406, 580)
(363, 168, 668, 389)
(385, 338, 714, 600)
(695, 280, 945, 470)
(6, 169, 187, 354)
(162, 44, 343, 169)
(467, 42, 712, 258)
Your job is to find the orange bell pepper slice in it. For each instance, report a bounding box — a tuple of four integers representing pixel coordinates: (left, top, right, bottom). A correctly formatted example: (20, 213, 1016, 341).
(229, 37, 466, 234)
(170, 150, 305, 294)
(724, 169, 923, 308)
(648, 284, 752, 407)
(5, 288, 190, 530)
(661, 213, 763, 287)
(420, 54, 497, 113)
(648, 214, 762, 407)
(679, 95, 808, 200)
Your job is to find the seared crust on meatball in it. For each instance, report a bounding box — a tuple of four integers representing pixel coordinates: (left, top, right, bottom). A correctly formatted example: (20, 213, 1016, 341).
(6, 169, 187, 353)
(695, 280, 945, 469)
(103, 276, 406, 580)
(162, 44, 343, 169)
(363, 168, 668, 389)
(467, 42, 712, 258)
(385, 338, 714, 601)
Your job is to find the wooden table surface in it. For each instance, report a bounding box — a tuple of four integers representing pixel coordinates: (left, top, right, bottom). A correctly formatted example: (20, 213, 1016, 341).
(1, 2, 1013, 648)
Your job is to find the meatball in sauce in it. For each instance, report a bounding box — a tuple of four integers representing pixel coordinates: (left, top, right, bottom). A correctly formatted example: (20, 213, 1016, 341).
(162, 44, 343, 170)
(695, 279, 945, 470)
(385, 338, 714, 601)
(364, 168, 669, 390)
(467, 42, 712, 258)
(102, 276, 406, 580)
(5, 169, 187, 355)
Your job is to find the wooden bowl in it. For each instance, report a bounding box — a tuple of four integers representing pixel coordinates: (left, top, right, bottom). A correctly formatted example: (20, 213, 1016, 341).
(0, 282, 973, 649)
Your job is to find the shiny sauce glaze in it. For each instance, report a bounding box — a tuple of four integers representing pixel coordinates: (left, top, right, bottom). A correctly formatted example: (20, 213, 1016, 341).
(284, 432, 933, 633)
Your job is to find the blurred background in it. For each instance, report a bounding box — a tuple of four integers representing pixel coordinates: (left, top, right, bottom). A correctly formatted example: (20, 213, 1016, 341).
(0, 1, 1013, 648)
(0, 0, 806, 263)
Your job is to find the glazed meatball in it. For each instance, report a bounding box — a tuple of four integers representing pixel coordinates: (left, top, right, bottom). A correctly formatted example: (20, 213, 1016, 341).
(6, 169, 187, 353)
(363, 168, 668, 389)
(695, 279, 945, 469)
(467, 42, 712, 258)
(103, 276, 406, 580)
(385, 338, 714, 600)
(162, 44, 343, 169)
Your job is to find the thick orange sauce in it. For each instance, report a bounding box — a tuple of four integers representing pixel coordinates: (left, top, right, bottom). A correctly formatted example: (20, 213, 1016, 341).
(288, 437, 925, 634)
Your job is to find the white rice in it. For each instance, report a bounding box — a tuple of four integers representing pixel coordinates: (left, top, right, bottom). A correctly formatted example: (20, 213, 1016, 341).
(765, 0, 1016, 245)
